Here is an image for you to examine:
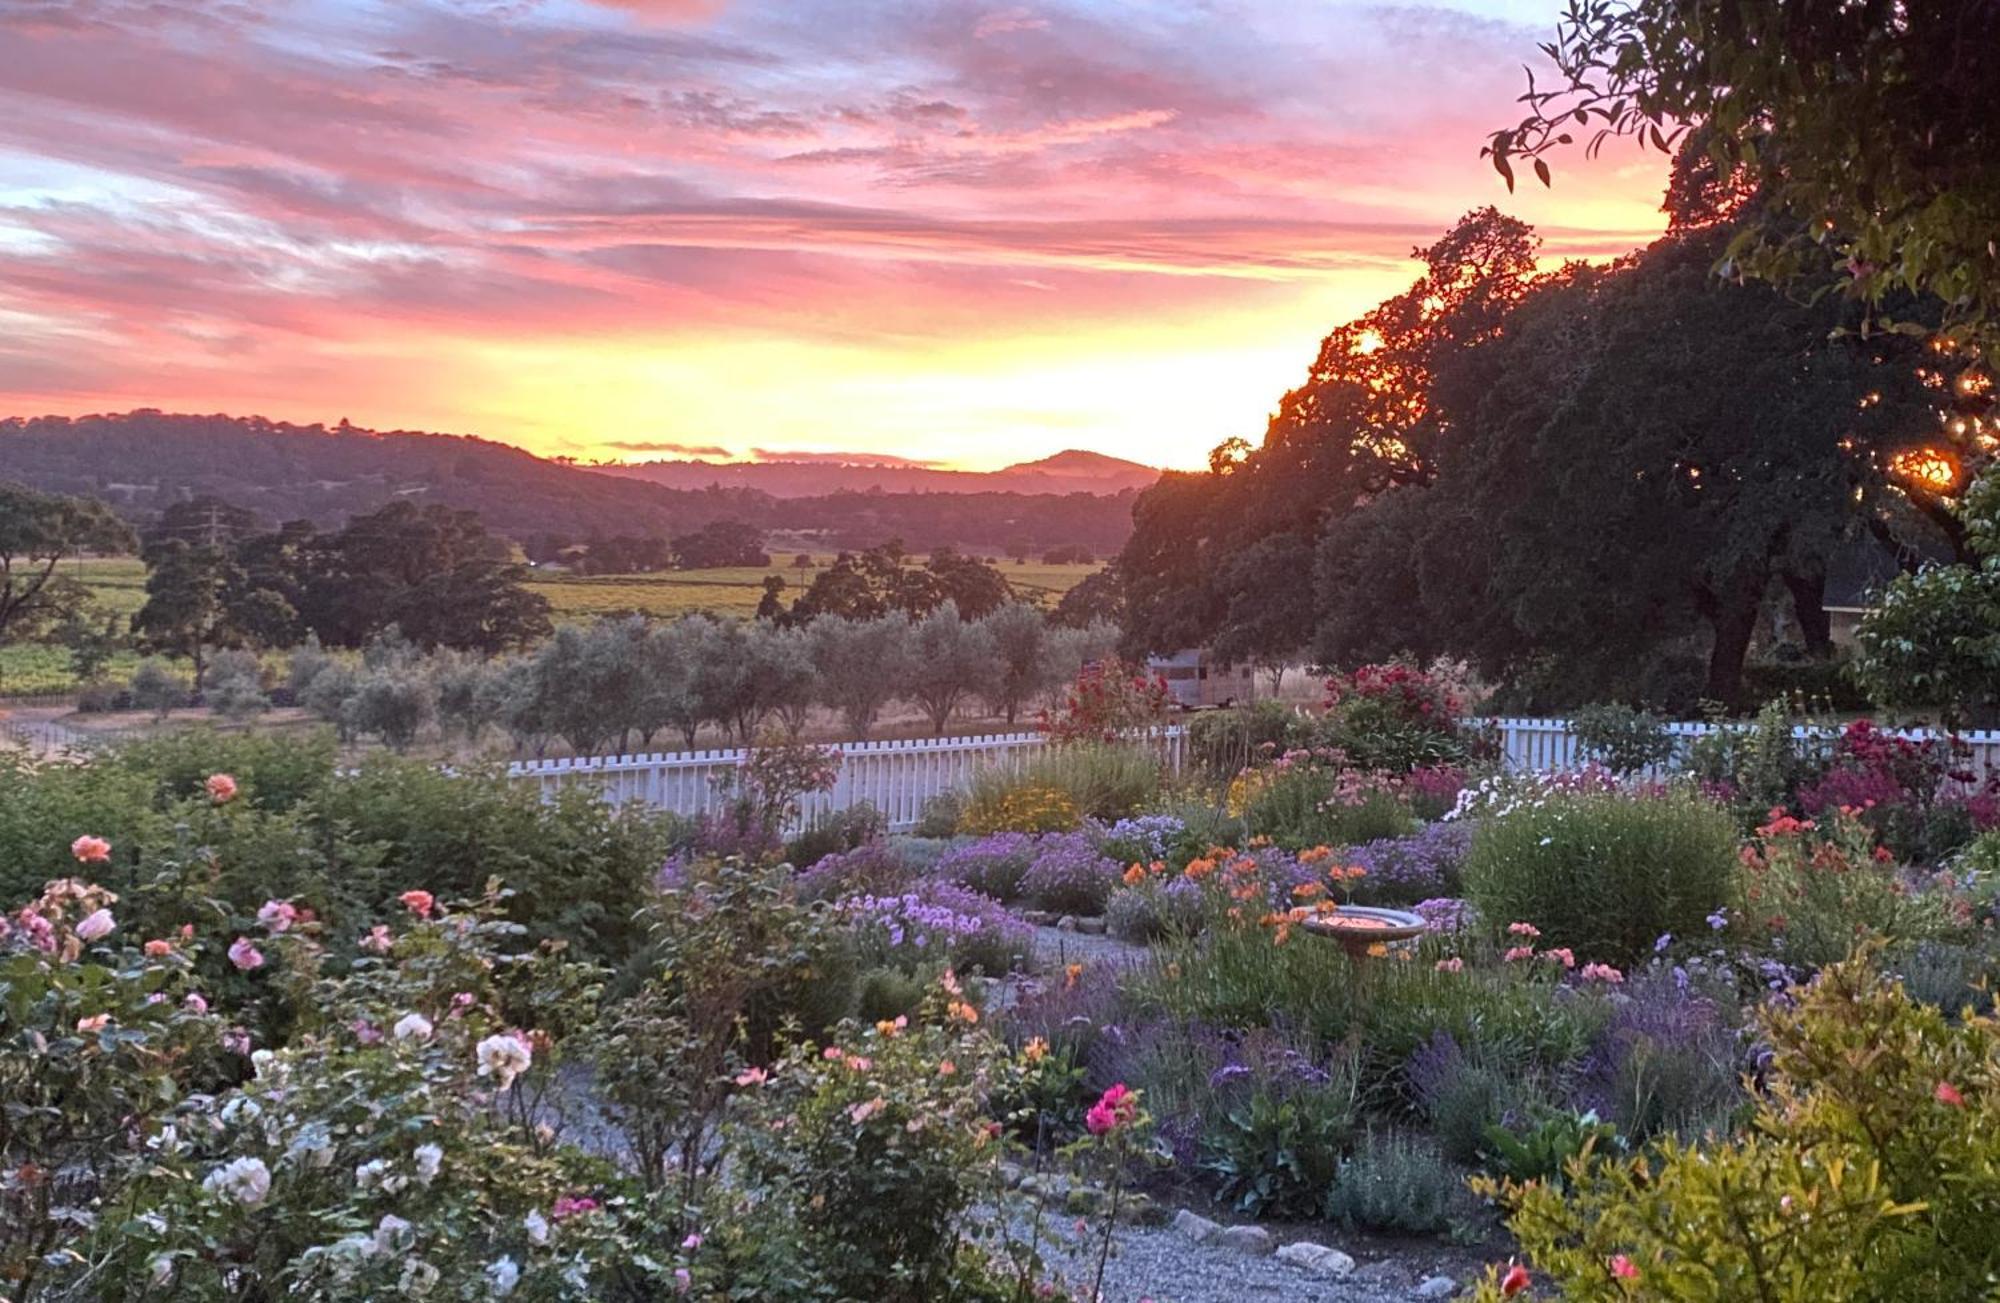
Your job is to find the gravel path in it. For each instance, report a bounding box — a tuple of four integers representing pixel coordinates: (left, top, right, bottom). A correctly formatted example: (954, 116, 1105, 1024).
(1029, 923, 1149, 970)
(1008, 1215, 1476, 1302)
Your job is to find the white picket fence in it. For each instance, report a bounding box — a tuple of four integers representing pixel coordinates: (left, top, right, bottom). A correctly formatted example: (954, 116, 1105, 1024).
(1487, 716, 2000, 783)
(506, 728, 1188, 832)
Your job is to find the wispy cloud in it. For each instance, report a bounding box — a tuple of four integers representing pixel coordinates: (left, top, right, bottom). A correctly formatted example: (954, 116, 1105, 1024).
(0, 0, 1666, 468)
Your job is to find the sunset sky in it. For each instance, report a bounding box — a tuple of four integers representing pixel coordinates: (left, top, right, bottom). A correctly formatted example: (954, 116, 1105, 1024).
(0, 0, 1668, 471)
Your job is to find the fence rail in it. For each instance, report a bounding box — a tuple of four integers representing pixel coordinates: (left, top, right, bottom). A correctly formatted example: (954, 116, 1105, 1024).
(506, 728, 1187, 833)
(1485, 716, 2000, 783)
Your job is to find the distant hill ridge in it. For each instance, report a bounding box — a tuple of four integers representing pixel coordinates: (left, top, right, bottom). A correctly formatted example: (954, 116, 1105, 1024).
(593, 446, 1160, 498)
(0, 411, 1140, 555)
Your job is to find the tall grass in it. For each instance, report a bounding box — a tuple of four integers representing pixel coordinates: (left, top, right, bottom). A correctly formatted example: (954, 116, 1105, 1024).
(963, 741, 1162, 823)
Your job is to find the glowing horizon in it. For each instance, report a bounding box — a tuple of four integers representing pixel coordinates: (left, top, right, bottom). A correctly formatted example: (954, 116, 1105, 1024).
(0, 0, 1666, 473)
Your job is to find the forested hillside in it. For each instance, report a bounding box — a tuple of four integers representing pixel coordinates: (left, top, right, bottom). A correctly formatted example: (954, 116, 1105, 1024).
(0, 412, 1136, 553)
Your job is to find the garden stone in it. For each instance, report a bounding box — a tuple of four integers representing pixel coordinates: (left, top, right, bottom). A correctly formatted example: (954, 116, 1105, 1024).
(1216, 1225, 1276, 1256)
(1276, 1241, 1355, 1277)
(1415, 1276, 1458, 1298)
(1074, 916, 1107, 935)
(1172, 1209, 1221, 1243)
(1021, 910, 1057, 926)
(1056, 915, 1078, 931)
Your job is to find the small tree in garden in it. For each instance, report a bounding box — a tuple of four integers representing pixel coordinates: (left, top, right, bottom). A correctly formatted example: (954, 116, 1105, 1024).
(979, 601, 1054, 725)
(712, 730, 842, 841)
(127, 656, 188, 720)
(1038, 656, 1170, 744)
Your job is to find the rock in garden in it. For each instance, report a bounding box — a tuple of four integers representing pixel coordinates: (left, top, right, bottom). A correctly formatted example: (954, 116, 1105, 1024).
(1216, 1224, 1276, 1256)
(1172, 1209, 1220, 1243)
(1055, 915, 1078, 931)
(1022, 910, 1056, 926)
(1074, 916, 1106, 935)
(1414, 1276, 1458, 1298)
(1276, 1241, 1355, 1277)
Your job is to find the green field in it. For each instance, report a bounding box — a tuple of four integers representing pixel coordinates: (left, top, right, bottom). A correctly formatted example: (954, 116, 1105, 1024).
(1, 555, 1104, 696)
(526, 556, 1101, 621)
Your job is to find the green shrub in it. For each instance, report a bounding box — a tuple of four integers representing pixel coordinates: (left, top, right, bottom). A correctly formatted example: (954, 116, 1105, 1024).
(1326, 1131, 1473, 1236)
(1202, 1054, 1361, 1220)
(1472, 957, 2000, 1302)
(1684, 696, 1833, 823)
(914, 791, 962, 837)
(1464, 789, 1739, 965)
(1126, 924, 1360, 1047)
(1569, 702, 1676, 774)
(783, 801, 885, 868)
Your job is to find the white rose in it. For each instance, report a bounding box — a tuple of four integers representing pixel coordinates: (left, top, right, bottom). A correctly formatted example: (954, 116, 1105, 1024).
(374, 1214, 411, 1257)
(412, 1143, 442, 1183)
(486, 1256, 521, 1298)
(393, 1013, 434, 1043)
(474, 1033, 532, 1091)
(400, 1259, 440, 1297)
(523, 1209, 550, 1246)
(201, 1156, 271, 1206)
(149, 1254, 174, 1286)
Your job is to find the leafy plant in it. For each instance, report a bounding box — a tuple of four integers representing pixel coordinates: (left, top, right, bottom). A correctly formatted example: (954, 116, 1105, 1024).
(1480, 1108, 1622, 1186)
(1569, 702, 1676, 775)
(1464, 788, 1739, 965)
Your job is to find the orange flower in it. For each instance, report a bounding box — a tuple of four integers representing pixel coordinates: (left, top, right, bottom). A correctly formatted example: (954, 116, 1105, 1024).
(1122, 864, 1147, 887)
(1501, 1263, 1531, 1296)
(1292, 882, 1325, 900)
(1063, 963, 1083, 990)
(1023, 1037, 1049, 1065)
(947, 1000, 980, 1025)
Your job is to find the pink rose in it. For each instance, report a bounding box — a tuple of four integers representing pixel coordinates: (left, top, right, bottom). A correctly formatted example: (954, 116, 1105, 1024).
(75, 908, 116, 942)
(205, 773, 239, 804)
(227, 937, 264, 971)
(397, 890, 435, 919)
(257, 900, 298, 933)
(71, 835, 112, 864)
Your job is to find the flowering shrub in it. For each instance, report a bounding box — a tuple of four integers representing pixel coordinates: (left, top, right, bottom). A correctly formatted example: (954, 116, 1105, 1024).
(1730, 806, 1965, 971)
(1, 880, 227, 1294)
(932, 831, 1039, 902)
(1472, 957, 2000, 1301)
(722, 977, 1017, 1302)
(959, 782, 1080, 835)
(838, 882, 1031, 977)
(1037, 656, 1170, 744)
(791, 837, 916, 904)
(1099, 813, 1192, 867)
(1344, 821, 1477, 905)
(1232, 750, 1419, 848)
(1318, 662, 1481, 772)
(1797, 719, 2000, 862)
(1021, 831, 1122, 915)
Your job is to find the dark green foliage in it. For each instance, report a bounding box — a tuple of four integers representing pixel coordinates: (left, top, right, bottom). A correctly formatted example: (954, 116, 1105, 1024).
(1569, 703, 1676, 774)
(1480, 1108, 1622, 1186)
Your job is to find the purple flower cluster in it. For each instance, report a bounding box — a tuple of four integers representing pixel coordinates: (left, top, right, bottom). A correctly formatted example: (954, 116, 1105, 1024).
(837, 881, 1030, 976)
(1412, 897, 1472, 933)
(933, 832, 1037, 903)
(1100, 814, 1189, 865)
(1021, 832, 1121, 915)
(793, 840, 914, 904)
(1344, 822, 1475, 904)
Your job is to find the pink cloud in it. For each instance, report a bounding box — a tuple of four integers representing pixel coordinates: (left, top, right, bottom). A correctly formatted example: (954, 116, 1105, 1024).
(0, 0, 1668, 464)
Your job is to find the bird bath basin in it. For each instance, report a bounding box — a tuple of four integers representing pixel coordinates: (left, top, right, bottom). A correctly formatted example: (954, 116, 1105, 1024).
(1299, 905, 1427, 958)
